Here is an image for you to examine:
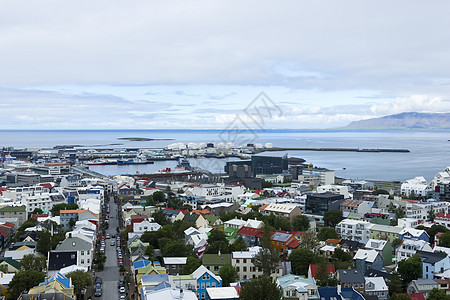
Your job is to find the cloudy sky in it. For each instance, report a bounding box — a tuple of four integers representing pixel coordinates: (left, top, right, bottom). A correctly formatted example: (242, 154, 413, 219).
(1, 1, 450, 129)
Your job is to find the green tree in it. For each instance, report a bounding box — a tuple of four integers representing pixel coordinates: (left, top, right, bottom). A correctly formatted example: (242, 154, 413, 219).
(394, 207, 406, 219)
(252, 224, 279, 277)
(152, 191, 166, 203)
(66, 270, 92, 298)
(317, 227, 338, 241)
(439, 231, 450, 247)
(205, 241, 231, 254)
(315, 262, 338, 287)
(428, 207, 436, 222)
(14, 218, 38, 241)
(292, 215, 310, 231)
(428, 288, 450, 300)
(180, 256, 202, 275)
(173, 220, 196, 239)
(140, 231, 161, 248)
(387, 272, 403, 296)
(390, 294, 413, 300)
(392, 238, 402, 254)
(289, 248, 317, 275)
(397, 254, 422, 285)
(145, 195, 155, 206)
(427, 224, 448, 244)
(239, 277, 282, 300)
(300, 232, 319, 250)
(323, 210, 343, 227)
(230, 236, 247, 252)
(218, 264, 238, 287)
(50, 231, 67, 250)
(208, 230, 228, 244)
(9, 270, 45, 299)
(37, 230, 51, 255)
(50, 203, 78, 217)
(272, 216, 292, 231)
(331, 248, 352, 262)
(162, 240, 189, 257)
(20, 254, 47, 272)
(152, 209, 169, 226)
(145, 245, 154, 257)
(32, 208, 43, 214)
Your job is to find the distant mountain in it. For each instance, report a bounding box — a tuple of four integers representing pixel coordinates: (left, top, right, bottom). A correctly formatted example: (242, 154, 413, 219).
(344, 112, 450, 129)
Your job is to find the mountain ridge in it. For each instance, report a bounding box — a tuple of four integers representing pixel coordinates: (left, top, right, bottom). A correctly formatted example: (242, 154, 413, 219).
(344, 112, 450, 129)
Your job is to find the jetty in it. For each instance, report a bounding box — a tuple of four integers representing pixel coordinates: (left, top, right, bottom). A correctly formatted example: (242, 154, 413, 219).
(257, 147, 410, 153)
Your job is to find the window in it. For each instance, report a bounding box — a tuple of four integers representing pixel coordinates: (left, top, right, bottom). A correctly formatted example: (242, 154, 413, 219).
(81, 259, 84, 264)
(243, 259, 247, 263)
(206, 282, 210, 288)
(201, 283, 205, 289)
(81, 251, 84, 255)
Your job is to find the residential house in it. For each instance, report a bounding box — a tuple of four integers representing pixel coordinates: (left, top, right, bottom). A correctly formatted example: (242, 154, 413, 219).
(54, 235, 93, 270)
(308, 264, 335, 280)
(396, 238, 432, 262)
(204, 215, 223, 229)
(27, 272, 75, 299)
(271, 231, 299, 252)
(364, 277, 388, 300)
(336, 220, 372, 244)
(4, 248, 35, 261)
(202, 253, 232, 275)
(435, 213, 450, 229)
(231, 247, 284, 281)
(133, 220, 161, 233)
(339, 239, 365, 256)
(401, 177, 429, 197)
(317, 286, 341, 300)
(47, 251, 77, 276)
(417, 250, 450, 279)
(183, 213, 209, 228)
(434, 278, 450, 295)
(364, 239, 393, 266)
(399, 228, 430, 243)
(162, 208, 185, 223)
(236, 226, 263, 247)
(337, 269, 365, 293)
(369, 224, 403, 243)
(0, 271, 14, 297)
(259, 203, 302, 221)
(277, 274, 319, 300)
(163, 257, 187, 275)
(340, 200, 371, 215)
(353, 249, 383, 273)
(0, 257, 20, 273)
(60, 209, 98, 230)
(0, 205, 26, 226)
(407, 278, 439, 298)
(192, 265, 222, 300)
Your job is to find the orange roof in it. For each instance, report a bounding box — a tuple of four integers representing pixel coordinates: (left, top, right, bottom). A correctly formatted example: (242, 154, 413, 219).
(259, 204, 269, 210)
(60, 209, 98, 218)
(325, 239, 341, 244)
(192, 209, 212, 216)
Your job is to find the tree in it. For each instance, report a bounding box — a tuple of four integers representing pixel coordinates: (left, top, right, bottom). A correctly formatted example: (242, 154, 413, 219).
(394, 207, 406, 220)
(50, 203, 78, 217)
(397, 254, 422, 285)
(50, 231, 67, 250)
(317, 227, 338, 241)
(180, 256, 201, 275)
(439, 231, 450, 247)
(152, 191, 166, 203)
(145, 195, 155, 206)
(292, 215, 310, 231)
(331, 248, 352, 262)
(428, 207, 436, 222)
(272, 216, 292, 231)
(162, 240, 189, 257)
(208, 230, 228, 244)
(152, 209, 169, 226)
(20, 254, 47, 272)
(387, 272, 403, 296)
(37, 231, 51, 255)
(300, 232, 319, 250)
(66, 270, 92, 298)
(323, 210, 343, 227)
(145, 245, 154, 257)
(427, 224, 448, 244)
(390, 294, 413, 300)
(173, 220, 196, 239)
(252, 224, 279, 277)
(32, 208, 43, 214)
(239, 277, 282, 300)
(428, 288, 450, 300)
(218, 264, 238, 287)
(205, 241, 231, 254)
(315, 262, 338, 287)
(9, 270, 45, 299)
(230, 236, 247, 252)
(140, 231, 161, 248)
(392, 238, 402, 253)
(288, 248, 317, 275)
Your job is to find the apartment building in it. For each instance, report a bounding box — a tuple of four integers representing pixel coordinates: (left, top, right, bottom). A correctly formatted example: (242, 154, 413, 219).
(336, 219, 373, 243)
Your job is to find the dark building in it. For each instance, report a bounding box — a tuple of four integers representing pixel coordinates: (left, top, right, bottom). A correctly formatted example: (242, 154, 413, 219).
(251, 154, 288, 176)
(432, 183, 450, 202)
(305, 193, 345, 216)
(48, 251, 77, 271)
(225, 161, 252, 178)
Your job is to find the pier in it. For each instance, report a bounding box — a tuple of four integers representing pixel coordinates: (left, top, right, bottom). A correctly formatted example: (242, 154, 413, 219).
(258, 147, 410, 153)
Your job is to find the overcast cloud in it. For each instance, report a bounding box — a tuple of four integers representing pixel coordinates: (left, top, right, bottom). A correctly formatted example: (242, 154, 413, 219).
(1, 1, 450, 129)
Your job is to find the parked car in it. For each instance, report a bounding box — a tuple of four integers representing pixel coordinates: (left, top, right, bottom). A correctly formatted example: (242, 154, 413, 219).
(106, 233, 110, 239)
(119, 286, 126, 294)
(95, 287, 102, 297)
(118, 278, 125, 287)
(95, 277, 102, 285)
(110, 240, 115, 246)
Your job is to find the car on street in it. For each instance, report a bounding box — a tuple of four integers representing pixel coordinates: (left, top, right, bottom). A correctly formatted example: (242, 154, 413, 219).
(106, 233, 110, 239)
(120, 296, 126, 300)
(95, 277, 102, 285)
(110, 240, 115, 246)
(119, 286, 126, 294)
(118, 278, 125, 287)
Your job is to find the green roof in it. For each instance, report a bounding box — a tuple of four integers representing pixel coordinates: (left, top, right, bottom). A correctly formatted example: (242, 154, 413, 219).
(0, 206, 26, 212)
(224, 227, 239, 240)
(204, 215, 219, 225)
(370, 218, 391, 225)
(172, 275, 194, 280)
(0, 257, 21, 270)
(202, 253, 232, 267)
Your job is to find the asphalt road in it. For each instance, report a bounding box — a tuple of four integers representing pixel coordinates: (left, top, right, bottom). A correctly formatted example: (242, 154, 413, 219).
(96, 198, 121, 300)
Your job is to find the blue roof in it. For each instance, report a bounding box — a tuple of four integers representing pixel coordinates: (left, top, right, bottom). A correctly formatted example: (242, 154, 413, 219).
(318, 286, 340, 300)
(153, 261, 161, 267)
(152, 281, 171, 291)
(141, 274, 169, 283)
(40, 272, 73, 289)
(133, 260, 151, 269)
(340, 287, 365, 300)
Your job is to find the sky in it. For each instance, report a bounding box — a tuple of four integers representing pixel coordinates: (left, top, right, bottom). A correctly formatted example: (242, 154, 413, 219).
(2, 1, 450, 129)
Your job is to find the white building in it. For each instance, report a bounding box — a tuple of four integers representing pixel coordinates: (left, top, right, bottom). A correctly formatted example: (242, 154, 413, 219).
(397, 218, 420, 229)
(336, 219, 373, 243)
(396, 238, 432, 262)
(365, 277, 388, 300)
(302, 168, 335, 185)
(133, 220, 162, 233)
(317, 185, 350, 199)
(231, 247, 282, 281)
(401, 177, 429, 197)
(429, 167, 450, 189)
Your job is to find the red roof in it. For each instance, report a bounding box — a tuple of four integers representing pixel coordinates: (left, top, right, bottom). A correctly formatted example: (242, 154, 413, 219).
(410, 293, 425, 300)
(0, 188, 8, 195)
(0, 222, 15, 228)
(31, 214, 49, 220)
(436, 232, 445, 237)
(40, 183, 53, 189)
(259, 204, 269, 211)
(237, 226, 263, 238)
(0, 227, 8, 237)
(436, 213, 450, 220)
(402, 199, 420, 203)
(309, 264, 336, 278)
(286, 239, 300, 249)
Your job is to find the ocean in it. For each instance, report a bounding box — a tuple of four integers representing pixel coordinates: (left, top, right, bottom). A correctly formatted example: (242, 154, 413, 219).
(0, 129, 448, 182)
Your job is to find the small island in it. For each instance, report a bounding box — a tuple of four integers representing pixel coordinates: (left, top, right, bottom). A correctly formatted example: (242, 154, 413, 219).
(118, 137, 175, 142)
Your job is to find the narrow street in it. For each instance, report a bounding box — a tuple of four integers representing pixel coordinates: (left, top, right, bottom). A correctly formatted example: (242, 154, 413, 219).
(96, 198, 120, 300)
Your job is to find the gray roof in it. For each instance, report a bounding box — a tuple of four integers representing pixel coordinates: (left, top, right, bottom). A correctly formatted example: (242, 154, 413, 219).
(413, 278, 439, 286)
(417, 250, 448, 264)
(55, 237, 92, 251)
(337, 269, 365, 283)
(271, 232, 291, 242)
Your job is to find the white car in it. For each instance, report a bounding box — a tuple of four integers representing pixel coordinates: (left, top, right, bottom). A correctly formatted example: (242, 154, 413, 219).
(119, 286, 126, 294)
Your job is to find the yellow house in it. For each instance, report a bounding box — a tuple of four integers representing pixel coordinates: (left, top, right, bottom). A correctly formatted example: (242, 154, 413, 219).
(136, 264, 166, 288)
(28, 273, 75, 299)
(0, 272, 14, 297)
(15, 245, 31, 251)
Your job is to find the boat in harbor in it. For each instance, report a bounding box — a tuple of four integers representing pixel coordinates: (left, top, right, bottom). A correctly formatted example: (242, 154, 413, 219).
(117, 158, 153, 165)
(85, 159, 107, 165)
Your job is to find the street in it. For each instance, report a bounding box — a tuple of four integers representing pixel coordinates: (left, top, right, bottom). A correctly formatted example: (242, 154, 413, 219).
(96, 198, 120, 300)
